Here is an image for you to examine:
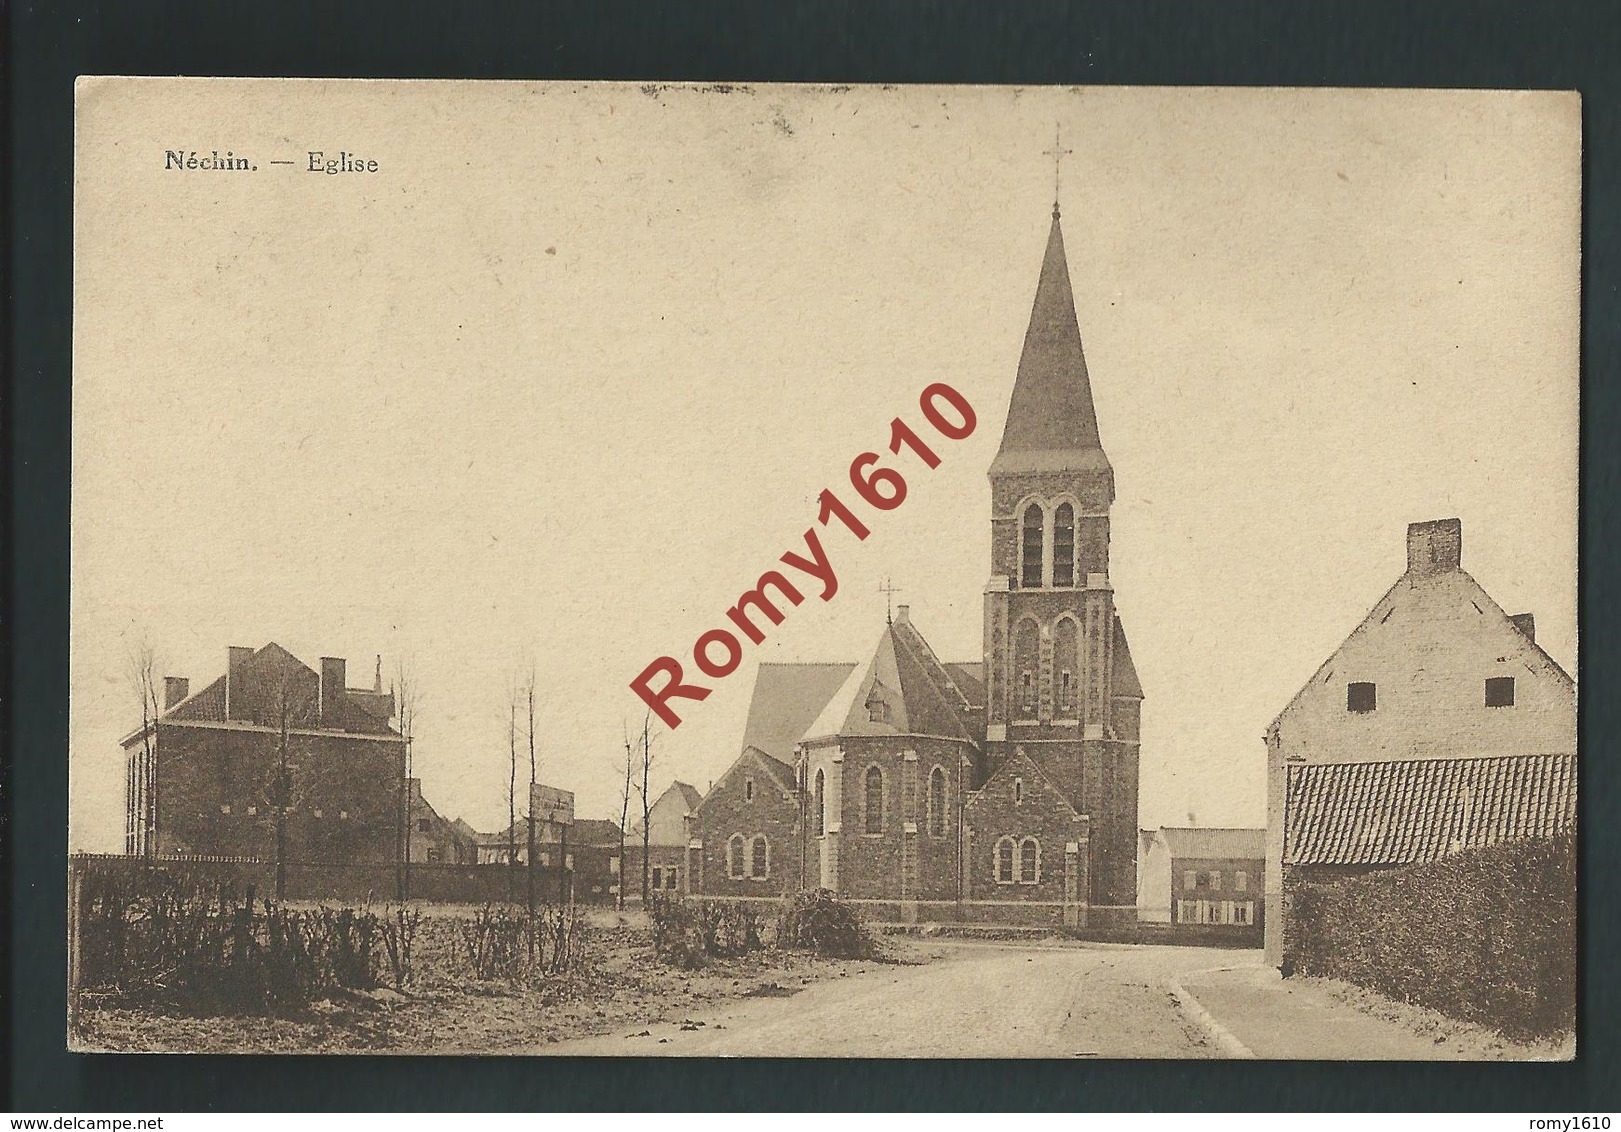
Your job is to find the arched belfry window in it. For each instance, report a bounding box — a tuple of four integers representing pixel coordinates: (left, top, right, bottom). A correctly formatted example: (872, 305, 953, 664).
(927, 766, 948, 837)
(864, 765, 885, 834)
(814, 769, 826, 837)
(1021, 504, 1045, 588)
(1014, 620, 1039, 718)
(1053, 504, 1076, 587)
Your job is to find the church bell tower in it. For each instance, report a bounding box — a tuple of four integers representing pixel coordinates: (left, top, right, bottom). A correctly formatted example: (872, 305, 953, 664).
(981, 202, 1143, 911)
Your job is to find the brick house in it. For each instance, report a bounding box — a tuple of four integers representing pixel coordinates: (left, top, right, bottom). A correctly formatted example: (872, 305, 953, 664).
(1263, 519, 1577, 965)
(1136, 827, 1264, 929)
(119, 643, 405, 863)
(688, 203, 1145, 925)
(624, 780, 703, 899)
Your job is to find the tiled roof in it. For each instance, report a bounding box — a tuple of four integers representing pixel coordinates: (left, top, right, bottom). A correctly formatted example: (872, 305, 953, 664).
(800, 619, 973, 743)
(1285, 752, 1576, 867)
(671, 781, 705, 812)
(1159, 827, 1265, 861)
(571, 818, 625, 847)
(740, 663, 857, 762)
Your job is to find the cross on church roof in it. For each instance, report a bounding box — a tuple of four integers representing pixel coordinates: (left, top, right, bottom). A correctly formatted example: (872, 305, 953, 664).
(1043, 124, 1073, 218)
(878, 577, 904, 625)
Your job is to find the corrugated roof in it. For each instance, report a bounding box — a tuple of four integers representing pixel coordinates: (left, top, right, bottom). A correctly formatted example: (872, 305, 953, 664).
(1159, 827, 1264, 861)
(1285, 752, 1576, 867)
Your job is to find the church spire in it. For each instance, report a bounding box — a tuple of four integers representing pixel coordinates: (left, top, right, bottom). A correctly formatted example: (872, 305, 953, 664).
(989, 207, 1111, 480)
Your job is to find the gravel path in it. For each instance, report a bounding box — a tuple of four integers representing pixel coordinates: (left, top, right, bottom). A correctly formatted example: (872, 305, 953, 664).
(546, 941, 1250, 1058)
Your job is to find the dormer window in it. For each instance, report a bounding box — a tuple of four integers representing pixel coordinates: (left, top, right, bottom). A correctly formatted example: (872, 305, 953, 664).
(1021, 504, 1044, 588)
(1347, 682, 1377, 713)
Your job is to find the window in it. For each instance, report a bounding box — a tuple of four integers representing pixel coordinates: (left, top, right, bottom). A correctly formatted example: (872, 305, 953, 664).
(745, 776, 755, 802)
(1486, 676, 1516, 707)
(1059, 671, 1073, 712)
(1019, 838, 1041, 884)
(1235, 871, 1248, 893)
(664, 866, 680, 891)
(1177, 900, 1196, 923)
(1233, 901, 1252, 925)
(866, 686, 889, 724)
(1053, 504, 1076, 587)
(750, 835, 770, 880)
(417, 818, 431, 832)
(727, 834, 745, 879)
(1021, 504, 1045, 588)
(651, 866, 664, 890)
(927, 766, 948, 837)
(995, 837, 1016, 883)
(1347, 681, 1377, 713)
(1184, 870, 1197, 890)
(1211, 871, 1222, 892)
(814, 769, 826, 837)
(1013, 777, 1024, 806)
(864, 765, 884, 834)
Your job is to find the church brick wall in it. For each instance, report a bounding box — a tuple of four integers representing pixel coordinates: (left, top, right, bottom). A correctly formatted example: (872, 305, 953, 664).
(692, 760, 802, 897)
(963, 756, 1088, 906)
(831, 736, 973, 902)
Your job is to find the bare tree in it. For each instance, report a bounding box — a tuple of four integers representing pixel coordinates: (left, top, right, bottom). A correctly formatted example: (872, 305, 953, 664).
(524, 666, 538, 919)
(122, 637, 161, 859)
(636, 714, 656, 906)
(261, 663, 316, 902)
(395, 656, 419, 903)
(507, 679, 519, 898)
(617, 721, 637, 911)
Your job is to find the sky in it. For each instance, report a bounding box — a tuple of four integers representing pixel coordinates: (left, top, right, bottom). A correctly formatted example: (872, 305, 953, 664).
(70, 82, 1579, 850)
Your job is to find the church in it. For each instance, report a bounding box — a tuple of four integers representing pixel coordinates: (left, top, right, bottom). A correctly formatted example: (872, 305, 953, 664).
(688, 200, 1143, 926)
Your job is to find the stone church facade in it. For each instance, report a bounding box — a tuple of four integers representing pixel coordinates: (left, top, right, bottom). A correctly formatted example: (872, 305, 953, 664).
(693, 204, 1143, 925)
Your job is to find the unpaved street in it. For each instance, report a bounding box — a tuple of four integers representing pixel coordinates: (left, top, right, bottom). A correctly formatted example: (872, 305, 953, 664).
(548, 941, 1253, 1058)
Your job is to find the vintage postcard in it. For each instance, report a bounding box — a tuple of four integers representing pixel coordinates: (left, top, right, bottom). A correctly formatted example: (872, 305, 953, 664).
(69, 79, 1578, 1057)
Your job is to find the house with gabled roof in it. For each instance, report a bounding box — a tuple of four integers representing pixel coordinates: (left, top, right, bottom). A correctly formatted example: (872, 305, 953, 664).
(1263, 518, 1577, 965)
(118, 643, 406, 864)
(1137, 827, 1265, 928)
(623, 779, 704, 898)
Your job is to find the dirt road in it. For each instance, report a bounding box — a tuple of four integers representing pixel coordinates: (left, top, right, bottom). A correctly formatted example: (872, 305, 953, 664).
(547, 941, 1251, 1058)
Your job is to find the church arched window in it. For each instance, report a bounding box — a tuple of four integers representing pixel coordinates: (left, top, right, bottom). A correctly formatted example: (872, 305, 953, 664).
(750, 835, 770, 880)
(927, 766, 948, 837)
(1014, 620, 1039, 718)
(1053, 504, 1076, 587)
(1021, 504, 1045, 588)
(995, 836, 1016, 883)
(1055, 618, 1079, 715)
(863, 765, 884, 834)
(1020, 837, 1041, 884)
(814, 769, 826, 837)
(727, 834, 745, 879)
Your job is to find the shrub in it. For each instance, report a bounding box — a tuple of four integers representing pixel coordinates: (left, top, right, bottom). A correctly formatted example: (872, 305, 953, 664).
(1286, 836, 1575, 1039)
(648, 895, 770, 966)
(777, 888, 876, 959)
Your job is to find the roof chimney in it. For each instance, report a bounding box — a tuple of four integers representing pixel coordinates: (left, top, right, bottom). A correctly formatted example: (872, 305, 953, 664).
(1510, 613, 1536, 642)
(163, 676, 189, 710)
(894, 604, 910, 625)
(1406, 518, 1462, 578)
(319, 656, 347, 727)
(225, 646, 253, 720)
(374, 654, 382, 693)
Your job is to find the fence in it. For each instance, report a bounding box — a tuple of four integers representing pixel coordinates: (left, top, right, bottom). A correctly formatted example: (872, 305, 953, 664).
(1283, 835, 1575, 1038)
(69, 851, 617, 907)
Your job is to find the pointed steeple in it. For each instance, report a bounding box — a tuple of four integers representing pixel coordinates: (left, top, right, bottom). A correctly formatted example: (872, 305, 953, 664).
(990, 207, 1111, 480)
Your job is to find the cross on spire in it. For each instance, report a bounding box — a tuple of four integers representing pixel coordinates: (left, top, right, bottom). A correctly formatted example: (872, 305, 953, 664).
(1043, 124, 1073, 218)
(878, 577, 904, 625)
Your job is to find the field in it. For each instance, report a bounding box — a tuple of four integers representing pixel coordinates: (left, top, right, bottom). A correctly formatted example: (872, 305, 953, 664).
(70, 902, 912, 1054)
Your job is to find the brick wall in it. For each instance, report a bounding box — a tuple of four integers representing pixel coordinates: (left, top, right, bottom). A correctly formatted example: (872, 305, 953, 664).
(153, 722, 403, 863)
(693, 756, 802, 897)
(964, 752, 1087, 909)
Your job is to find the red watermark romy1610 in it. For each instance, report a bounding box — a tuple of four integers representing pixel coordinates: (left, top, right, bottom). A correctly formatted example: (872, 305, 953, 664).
(630, 382, 977, 728)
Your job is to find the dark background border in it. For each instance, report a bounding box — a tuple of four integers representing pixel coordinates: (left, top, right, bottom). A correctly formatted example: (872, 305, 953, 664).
(8, 0, 1618, 1111)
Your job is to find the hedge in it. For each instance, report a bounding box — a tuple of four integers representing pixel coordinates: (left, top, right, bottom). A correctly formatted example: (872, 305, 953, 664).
(1285, 835, 1575, 1038)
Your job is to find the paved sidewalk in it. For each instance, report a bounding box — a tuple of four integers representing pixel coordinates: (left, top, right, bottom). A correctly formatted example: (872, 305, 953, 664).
(1177, 963, 1468, 1060)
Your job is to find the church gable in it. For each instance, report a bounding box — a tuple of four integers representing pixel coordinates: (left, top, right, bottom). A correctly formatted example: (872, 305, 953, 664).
(964, 748, 1087, 902)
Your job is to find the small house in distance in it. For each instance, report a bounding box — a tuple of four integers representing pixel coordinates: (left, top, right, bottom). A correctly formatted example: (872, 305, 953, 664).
(622, 780, 704, 898)
(1137, 827, 1264, 929)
